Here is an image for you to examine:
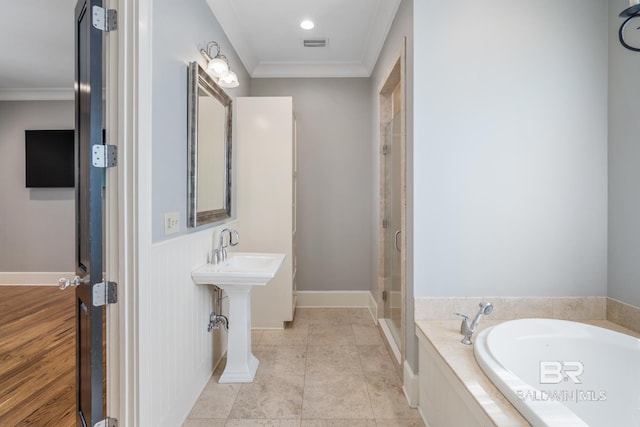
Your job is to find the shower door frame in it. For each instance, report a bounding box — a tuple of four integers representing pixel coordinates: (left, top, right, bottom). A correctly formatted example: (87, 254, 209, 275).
(377, 40, 407, 366)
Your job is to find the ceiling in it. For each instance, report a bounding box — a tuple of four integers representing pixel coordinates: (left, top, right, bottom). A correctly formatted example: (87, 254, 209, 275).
(206, 0, 401, 78)
(0, 0, 400, 100)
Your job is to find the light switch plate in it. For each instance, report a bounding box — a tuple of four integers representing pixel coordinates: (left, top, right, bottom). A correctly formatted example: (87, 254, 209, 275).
(164, 212, 180, 235)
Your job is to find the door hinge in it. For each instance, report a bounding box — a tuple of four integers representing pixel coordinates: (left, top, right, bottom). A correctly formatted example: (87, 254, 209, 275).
(92, 6, 117, 32)
(95, 418, 118, 427)
(382, 291, 388, 302)
(92, 144, 117, 168)
(382, 218, 388, 229)
(93, 281, 117, 307)
(382, 144, 389, 155)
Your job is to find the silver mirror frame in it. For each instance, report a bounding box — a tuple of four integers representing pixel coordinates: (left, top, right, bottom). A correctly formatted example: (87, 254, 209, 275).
(187, 61, 233, 228)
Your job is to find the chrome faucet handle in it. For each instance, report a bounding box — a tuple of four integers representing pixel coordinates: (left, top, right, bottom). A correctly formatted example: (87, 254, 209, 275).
(217, 228, 232, 261)
(454, 312, 471, 335)
(211, 248, 224, 264)
(229, 229, 239, 246)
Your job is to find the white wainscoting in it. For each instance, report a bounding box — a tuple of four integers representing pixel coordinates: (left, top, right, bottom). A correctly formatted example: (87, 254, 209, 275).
(146, 226, 231, 427)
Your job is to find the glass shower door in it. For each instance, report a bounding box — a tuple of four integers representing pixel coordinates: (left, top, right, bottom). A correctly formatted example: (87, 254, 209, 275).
(383, 112, 402, 346)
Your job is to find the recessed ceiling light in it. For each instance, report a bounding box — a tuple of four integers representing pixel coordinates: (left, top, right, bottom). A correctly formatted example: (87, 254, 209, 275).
(300, 20, 315, 30)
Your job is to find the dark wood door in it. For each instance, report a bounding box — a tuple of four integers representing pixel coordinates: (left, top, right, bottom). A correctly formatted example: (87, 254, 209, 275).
(74, 0, 106, 425)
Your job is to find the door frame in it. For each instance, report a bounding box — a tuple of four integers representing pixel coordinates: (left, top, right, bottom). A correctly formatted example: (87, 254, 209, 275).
(377, 39, 407, 366)
(103, 0, 120, 422)
(104, 0, 153, 424)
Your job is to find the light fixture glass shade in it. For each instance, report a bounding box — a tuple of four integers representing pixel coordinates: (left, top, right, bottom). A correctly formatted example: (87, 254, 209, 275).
(300, 19, 315, 30)
(208, 57, 229, 77)
(218, 70, 239, 88)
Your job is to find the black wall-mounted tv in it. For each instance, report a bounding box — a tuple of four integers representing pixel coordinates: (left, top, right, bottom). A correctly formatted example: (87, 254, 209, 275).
(25, 129, 75, 188)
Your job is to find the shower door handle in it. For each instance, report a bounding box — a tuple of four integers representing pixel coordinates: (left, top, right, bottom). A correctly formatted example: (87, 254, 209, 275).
(394, 230, 401, 252)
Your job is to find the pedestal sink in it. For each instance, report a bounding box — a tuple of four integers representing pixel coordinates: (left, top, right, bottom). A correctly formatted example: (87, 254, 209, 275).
(191, 252, 285, 383)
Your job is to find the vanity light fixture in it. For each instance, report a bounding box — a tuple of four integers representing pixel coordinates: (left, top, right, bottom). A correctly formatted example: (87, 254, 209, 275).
(200, 41, 240, 88)
(300, 19, 315, 30)
(218, 70, 240, 88)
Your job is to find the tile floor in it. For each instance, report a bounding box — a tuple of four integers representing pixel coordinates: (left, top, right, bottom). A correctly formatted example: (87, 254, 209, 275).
(183, 308, 424, 427)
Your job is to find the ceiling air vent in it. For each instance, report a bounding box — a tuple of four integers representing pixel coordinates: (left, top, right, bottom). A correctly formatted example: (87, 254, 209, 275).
(303, 38, 327, 48)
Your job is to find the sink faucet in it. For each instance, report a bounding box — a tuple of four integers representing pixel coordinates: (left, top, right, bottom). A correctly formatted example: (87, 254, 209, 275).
(213, 228, 239, 264)
(455, 302, 493, 345)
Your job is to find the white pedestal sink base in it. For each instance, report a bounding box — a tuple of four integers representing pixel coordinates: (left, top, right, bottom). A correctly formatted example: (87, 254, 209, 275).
(218, 285, 260, 383)
(219, 353, 259, 384)
(190, 253, 286, 384)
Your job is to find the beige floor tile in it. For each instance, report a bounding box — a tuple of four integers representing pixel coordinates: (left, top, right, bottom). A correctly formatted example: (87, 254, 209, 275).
(308, 308, 352, 328)
(301, 419, 376, 426)
(225, 420, 301, 426)
(182, 419, 227, 427)
(307, 325, 356, 346)
(357, 345, 397, 373)
(253, 345, 307, 378)
(352, 325, 384, 346)
(260, 328, 308, 346)
(185, 308, 421, 426)
(375, 420, 425, 427)
(292, 308, 312, 321)
(306, 344, 362, 376)
(282, 309, 311, 332)
(365, 372, 421, 420)
(187, 377, 241, 419)
(301, 374, 374, 419)
(288, 316, 310, 331)
(229, 374, 305, 419)
(252, 329, 265, 345)
(347, 309, 376, 326)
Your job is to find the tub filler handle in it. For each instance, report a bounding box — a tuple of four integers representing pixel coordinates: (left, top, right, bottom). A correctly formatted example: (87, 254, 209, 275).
(455, 302, 493, 345)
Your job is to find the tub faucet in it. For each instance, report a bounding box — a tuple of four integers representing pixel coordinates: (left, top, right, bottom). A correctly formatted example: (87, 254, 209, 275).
(455, 302, 493, 345)
(213, 228, 239, 263)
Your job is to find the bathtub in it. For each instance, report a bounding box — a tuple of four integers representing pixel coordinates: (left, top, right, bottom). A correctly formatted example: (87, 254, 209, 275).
(474, 319, 640, 427)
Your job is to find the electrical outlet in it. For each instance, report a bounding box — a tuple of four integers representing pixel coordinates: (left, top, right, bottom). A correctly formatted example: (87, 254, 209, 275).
(164, 212, 180, 235)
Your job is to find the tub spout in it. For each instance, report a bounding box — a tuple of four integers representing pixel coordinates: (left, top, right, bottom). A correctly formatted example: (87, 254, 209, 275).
(455, 302, 493, 345)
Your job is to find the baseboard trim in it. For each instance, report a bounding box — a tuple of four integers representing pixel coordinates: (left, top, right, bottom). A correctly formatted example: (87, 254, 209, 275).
(296, 291, 371, 308)
(403, 359, 419, 408)
(0, 272, 74, 286)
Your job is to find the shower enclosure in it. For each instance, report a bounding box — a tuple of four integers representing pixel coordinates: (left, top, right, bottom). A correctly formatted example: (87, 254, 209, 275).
(382, 112, 403, 347)
(378, 44, 405, 361)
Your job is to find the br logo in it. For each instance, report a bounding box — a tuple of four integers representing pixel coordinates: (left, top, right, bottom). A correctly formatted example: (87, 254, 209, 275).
(539, 361, 584, 384)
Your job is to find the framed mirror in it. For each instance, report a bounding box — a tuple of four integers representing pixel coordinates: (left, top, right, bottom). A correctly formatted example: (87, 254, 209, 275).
(187, 61, 232, 228)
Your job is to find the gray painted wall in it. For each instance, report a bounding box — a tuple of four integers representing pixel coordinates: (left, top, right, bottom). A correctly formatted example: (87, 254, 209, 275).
(0, 101, 74, 271)
(608, 0, 640, 308)
(250, 78, 373, 291)
(413, 1, 608, 298)
(370, 0, 415, 367)
(151, 0, 250, 243)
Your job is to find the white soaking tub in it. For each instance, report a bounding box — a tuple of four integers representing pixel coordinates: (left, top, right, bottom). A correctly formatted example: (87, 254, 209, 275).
(474, 319, 640, 427)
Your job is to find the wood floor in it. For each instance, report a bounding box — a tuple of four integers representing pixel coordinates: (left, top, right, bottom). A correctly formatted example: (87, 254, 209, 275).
(0, 286, 76, 426)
